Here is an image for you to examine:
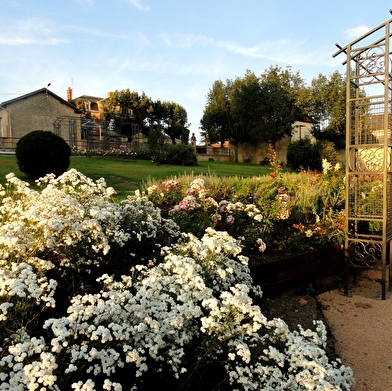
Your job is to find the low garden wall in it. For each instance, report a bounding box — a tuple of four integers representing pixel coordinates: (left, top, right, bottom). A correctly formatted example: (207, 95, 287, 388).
(249, 247, 345, 297)
(196, 154, 231, 162)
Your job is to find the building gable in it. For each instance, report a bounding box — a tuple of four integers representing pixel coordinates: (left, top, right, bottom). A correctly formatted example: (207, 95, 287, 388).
(1, 88, 78, 112)
(0, 88, 80, 140)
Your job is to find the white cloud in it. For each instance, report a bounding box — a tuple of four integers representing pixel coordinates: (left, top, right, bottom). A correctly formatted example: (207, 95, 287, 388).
(124, 0, 150, 11)
(159, 33, 172, 47)
(157, 32, 323, 66)
(345, 25, 370, 40)
(0, 17, 68, 45)
(0, 37, 67, 45)
(64, 24, 149, 44)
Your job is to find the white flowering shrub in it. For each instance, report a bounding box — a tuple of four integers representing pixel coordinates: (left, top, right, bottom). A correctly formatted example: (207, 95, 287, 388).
(0, 171, 354, 390)
(0, 170, 180, 348)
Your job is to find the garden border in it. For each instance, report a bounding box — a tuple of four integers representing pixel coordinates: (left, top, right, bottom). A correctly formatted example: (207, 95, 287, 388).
(249, 247, 345, 297)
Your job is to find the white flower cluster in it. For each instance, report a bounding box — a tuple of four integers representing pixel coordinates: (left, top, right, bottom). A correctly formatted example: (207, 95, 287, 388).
(0, 171, 111, 267)
(0, 171, 354, 390)
(186, 177, 206, 198)
(0, 261, 57, 314)
(0, 329, 58, 390)
(322, 158, 341, 174)
(0, 169, 180, 270)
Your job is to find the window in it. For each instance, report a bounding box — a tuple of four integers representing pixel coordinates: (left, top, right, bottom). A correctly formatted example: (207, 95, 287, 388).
(90, 102, 98, 111)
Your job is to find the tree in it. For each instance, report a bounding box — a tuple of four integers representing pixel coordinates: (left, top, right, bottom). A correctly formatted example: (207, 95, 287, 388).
(103, 90, 190, 144)
(200, 79, 233, 147)
(253, 65, 304, 148)
(103, 89, 154, 136)
(159, 101, 190, 144)
(148, 125, 166, 165)
(201, 67, 305, 162)
(200, 75, 257, 162)
(230, 71, 264, 161)
(304, 71, 346, 148)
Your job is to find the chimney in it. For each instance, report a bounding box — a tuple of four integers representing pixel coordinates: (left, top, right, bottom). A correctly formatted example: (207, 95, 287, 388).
(67, 87, 72, 101)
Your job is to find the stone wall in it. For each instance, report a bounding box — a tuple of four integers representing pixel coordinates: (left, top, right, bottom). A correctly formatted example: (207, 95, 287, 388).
(197, 154, 231, 162)
(7, 91, 78, 140)
(232, 135, 292, 165)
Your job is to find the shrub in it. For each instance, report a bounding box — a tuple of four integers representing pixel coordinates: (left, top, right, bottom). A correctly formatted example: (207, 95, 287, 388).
(287, 139, 341, 172)
(146, 170, 347, 254)
(0, 170, 354, 390)
(15, 130, 71, 179)
(287, 138, 319, 171)
(164, 143, 198, 166)
(316, 140, 340, 168)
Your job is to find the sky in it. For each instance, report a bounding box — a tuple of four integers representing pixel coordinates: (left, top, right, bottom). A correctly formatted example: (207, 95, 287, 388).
(1, 0, 392, 142)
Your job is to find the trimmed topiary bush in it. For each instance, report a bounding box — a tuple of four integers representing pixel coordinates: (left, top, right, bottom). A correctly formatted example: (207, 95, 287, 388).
(15, 130, 71, 179)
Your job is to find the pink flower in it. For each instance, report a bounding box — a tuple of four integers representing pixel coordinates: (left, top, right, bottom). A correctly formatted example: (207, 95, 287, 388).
(205, 197, 218, 208)
(226, 215, 235, 224)
(179, 199, 189, 209)
(212, 214, 222, 221)
(162, 179, 179, 190)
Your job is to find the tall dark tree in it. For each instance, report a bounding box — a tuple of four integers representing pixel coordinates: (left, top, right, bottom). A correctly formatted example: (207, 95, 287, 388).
(253, 65, 304, 148)
(230, 71, 263, 161)
(201, 76, 258, 162)
(161, 101, 190, 144)
(200, 79, 232, 147)
(304, 71, 346, 148)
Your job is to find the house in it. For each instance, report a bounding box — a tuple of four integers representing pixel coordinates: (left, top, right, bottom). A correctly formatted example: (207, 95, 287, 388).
(67, 88, 107, 143)
(67, 88, 104, 121)
(69, 89, 138, 147)
(0, 88, 80, 149)
(0, 88, 129, 151)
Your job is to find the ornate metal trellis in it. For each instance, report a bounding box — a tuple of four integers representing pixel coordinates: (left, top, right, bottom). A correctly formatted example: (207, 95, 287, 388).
(333, 16, 392, 299)
(53, 116, 79, 145)
(53, 116, 111, 147)
(53, 116, 145, 151)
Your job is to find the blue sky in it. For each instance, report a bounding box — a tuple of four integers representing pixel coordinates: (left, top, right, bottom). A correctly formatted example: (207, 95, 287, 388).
(1, 0, 392, 141)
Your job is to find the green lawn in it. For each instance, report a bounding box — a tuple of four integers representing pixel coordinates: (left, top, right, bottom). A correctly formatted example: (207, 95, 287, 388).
(0, 155, 274, 197)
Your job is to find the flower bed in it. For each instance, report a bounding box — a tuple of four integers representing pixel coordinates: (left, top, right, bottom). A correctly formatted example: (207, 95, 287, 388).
(143, 161, 346, 256)
(0, 169, 354, 390)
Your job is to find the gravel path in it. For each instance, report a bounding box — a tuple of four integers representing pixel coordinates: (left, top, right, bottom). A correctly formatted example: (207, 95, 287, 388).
(317, 270, 392, 391)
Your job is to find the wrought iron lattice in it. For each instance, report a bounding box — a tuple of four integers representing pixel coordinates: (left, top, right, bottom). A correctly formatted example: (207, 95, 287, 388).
(347, 240, 383, 268)
(333, 16, 392, 299)
(53, 116, 83, 145)
(53, 116, 141, 150)
(52, 116, 115, 149)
